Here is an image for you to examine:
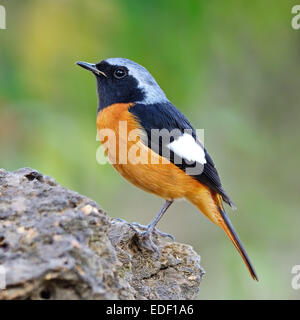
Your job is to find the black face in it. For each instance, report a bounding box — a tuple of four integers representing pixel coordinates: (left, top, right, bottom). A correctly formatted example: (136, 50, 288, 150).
(93, 61, 145, 112)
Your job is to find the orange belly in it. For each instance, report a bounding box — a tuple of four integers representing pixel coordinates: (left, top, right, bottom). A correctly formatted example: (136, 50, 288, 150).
(96, 103, 207, 200)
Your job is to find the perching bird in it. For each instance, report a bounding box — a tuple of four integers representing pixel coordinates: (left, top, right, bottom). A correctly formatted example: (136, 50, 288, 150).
(77, 58, 258, 281)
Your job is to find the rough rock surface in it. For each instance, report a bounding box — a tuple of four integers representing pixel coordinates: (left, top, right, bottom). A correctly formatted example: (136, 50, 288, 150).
(0, 168, 204, 300)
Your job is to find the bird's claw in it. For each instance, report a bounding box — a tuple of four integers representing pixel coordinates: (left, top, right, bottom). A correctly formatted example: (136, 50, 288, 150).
(131, 222, 175, 241)
(113, 219, 174, 258)
(128, 224, 160, 258)
(114, 218, 128, 223)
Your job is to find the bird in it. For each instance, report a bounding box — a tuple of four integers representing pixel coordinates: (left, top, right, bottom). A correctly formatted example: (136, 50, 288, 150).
(76, 57, 258, 281)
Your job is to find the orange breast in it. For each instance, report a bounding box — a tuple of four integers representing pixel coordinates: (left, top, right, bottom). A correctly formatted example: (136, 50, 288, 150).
(96, 103, 206, 200)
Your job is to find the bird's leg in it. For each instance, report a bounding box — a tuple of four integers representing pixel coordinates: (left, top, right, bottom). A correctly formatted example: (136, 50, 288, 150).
(129, 200, 174, 256)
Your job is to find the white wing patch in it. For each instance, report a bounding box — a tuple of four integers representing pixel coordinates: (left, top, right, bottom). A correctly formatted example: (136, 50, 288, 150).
(167, 133, 206, 164)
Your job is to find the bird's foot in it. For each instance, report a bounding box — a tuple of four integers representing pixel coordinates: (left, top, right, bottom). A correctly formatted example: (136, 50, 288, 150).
(128, 224, 160, 258)
(131, 222, 175, 241)
(113, 219, 175, 258)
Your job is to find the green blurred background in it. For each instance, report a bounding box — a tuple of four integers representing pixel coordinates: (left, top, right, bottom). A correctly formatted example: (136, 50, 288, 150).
(1, 0, 299, 299)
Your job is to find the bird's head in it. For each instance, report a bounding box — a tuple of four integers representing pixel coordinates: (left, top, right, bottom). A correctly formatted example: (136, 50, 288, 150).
(76, 58, 168, 111)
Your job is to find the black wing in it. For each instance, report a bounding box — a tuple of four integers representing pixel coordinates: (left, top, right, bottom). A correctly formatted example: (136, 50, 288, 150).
(129, 102, 235, 208)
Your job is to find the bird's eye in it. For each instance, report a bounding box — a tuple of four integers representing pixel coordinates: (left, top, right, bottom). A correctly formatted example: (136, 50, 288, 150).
(114, 68, 127, 79)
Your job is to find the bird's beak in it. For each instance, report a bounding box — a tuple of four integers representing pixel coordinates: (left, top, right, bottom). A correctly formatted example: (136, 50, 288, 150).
(76, 61, 107, 77)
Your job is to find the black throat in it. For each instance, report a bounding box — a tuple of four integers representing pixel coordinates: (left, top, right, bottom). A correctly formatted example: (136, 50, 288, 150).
(95, 62, 146, 112)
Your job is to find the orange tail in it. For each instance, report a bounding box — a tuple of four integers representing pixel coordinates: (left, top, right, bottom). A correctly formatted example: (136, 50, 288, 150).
(187, 189, 258, 281)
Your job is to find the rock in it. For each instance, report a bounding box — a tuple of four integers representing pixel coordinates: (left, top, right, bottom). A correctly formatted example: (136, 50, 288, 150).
(0, 168, 204, 300)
